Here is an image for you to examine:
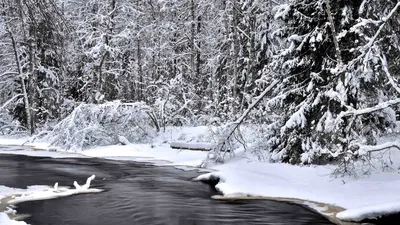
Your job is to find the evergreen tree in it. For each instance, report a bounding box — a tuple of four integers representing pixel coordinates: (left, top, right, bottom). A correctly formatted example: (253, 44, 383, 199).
(267, 0, 400, 164)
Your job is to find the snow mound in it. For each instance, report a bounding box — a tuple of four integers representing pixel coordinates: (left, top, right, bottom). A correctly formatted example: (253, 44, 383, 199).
(194, 158, 400, 222)
(0, 212, 27, 225)
(337, 202, 400, 222)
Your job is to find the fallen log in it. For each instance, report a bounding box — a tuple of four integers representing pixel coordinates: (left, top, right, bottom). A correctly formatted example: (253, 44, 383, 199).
(170, 142, 212, 151)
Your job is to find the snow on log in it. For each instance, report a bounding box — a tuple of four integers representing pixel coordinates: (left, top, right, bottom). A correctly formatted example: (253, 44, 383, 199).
(170, 142, 212, 151)
(8, 175, 102, 204)
(118, 136, 131, 145)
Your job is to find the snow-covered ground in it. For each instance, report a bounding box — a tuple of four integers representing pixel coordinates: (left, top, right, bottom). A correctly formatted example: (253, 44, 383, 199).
(196, 155, 400, 222)
(0, 212, 28, 225)
(82, 144, 209, 167)
(2, 129, 400, 223)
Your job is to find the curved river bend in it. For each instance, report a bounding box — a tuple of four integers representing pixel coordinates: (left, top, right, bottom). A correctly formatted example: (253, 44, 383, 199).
(0, 146, 334, 225)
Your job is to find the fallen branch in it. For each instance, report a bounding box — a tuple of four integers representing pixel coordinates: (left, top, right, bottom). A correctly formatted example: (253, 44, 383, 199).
(214, 79, 279, 153)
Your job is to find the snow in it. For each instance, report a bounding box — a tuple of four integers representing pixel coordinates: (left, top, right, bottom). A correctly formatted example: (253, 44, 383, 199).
(0, 175, 102, 224)
(280, 103, 308, 135)
(337, 202, 400, 222)
(195, 154, 400, 222)
(0, 138, 28, 146)
(169, 142, 212, 150)
(3, 128, 400, 223)
(0, 145, 88, 158)
(273, 4, 291, 20)
(82, 144, 209, 167)
(0, 213, 27, 225)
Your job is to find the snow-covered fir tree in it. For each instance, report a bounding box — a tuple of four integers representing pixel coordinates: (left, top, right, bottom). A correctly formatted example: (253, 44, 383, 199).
(266, 0, 400, 164)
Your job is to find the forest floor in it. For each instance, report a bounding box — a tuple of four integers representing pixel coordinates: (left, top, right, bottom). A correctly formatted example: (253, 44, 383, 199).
(1, 127, 400, 224)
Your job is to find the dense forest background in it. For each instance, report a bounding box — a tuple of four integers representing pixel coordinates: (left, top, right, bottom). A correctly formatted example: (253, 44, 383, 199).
(0, 0, 400, 165)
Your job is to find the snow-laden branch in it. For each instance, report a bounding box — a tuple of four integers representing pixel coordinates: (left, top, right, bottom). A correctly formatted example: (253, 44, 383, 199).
(0, 94, 23, 111)
(344, 2, 400, 72)
(354, 2, 400, 65)
(364, 2, 400, 50)
(338, 98, 400, 118)
(380, 54, 400, 95)
(360, 141, 400, 153)
(0, 71, 18, 78)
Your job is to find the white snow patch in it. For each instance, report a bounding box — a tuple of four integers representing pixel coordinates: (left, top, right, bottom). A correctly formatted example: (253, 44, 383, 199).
(0, 213, 27, 225)
(0, 138, 28, 146)
(337, 202, 400, 222)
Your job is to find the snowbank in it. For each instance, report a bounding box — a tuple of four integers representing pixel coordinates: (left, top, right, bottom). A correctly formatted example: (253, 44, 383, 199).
(0, 143, 87, 158)
(82, 143, 209, 167)
(0, 212, 27, 225)
(336, 202, 400, 222)
(0, 138, 28, 146)
(195, 157, 400, 221)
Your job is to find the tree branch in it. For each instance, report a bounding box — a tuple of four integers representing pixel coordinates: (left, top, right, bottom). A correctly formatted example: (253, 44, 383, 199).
(215, 79, 279, 152)
(338, 98, 400, 118)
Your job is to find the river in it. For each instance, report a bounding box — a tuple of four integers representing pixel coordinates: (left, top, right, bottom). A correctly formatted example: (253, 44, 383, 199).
(0, 146, 334, 225)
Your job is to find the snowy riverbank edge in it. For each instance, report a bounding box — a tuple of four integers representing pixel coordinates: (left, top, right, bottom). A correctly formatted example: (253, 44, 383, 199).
(0, 174, 102, 225)
(1, 137, 400, 224)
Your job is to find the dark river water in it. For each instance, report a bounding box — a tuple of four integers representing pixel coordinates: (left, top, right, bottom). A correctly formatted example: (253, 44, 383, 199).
(0, 145, 335, 225)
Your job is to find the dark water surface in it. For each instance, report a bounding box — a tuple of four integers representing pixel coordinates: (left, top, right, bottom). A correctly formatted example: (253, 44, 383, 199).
(0, 145, 334, 225)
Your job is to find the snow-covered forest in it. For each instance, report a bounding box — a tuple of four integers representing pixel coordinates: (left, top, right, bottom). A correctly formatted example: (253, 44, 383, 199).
(1, 0, 400, 166)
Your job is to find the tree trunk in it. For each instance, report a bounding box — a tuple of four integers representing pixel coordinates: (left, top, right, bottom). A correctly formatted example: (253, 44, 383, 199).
(232, 0, 239, 112)
(9, 29, 33, 135)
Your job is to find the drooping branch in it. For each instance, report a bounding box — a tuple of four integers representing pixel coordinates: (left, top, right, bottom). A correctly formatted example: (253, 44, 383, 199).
(0, 94, 23, 111)
(380, 54, 400, 95)
(350, 2, 400, 66)
(363, 2, 400, 51)
(356, 141, 400, 154)
(338, 98, 400, 118)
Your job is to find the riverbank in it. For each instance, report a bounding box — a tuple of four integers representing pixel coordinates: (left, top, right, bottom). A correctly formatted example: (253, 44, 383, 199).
(1, 135, 400, 224)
